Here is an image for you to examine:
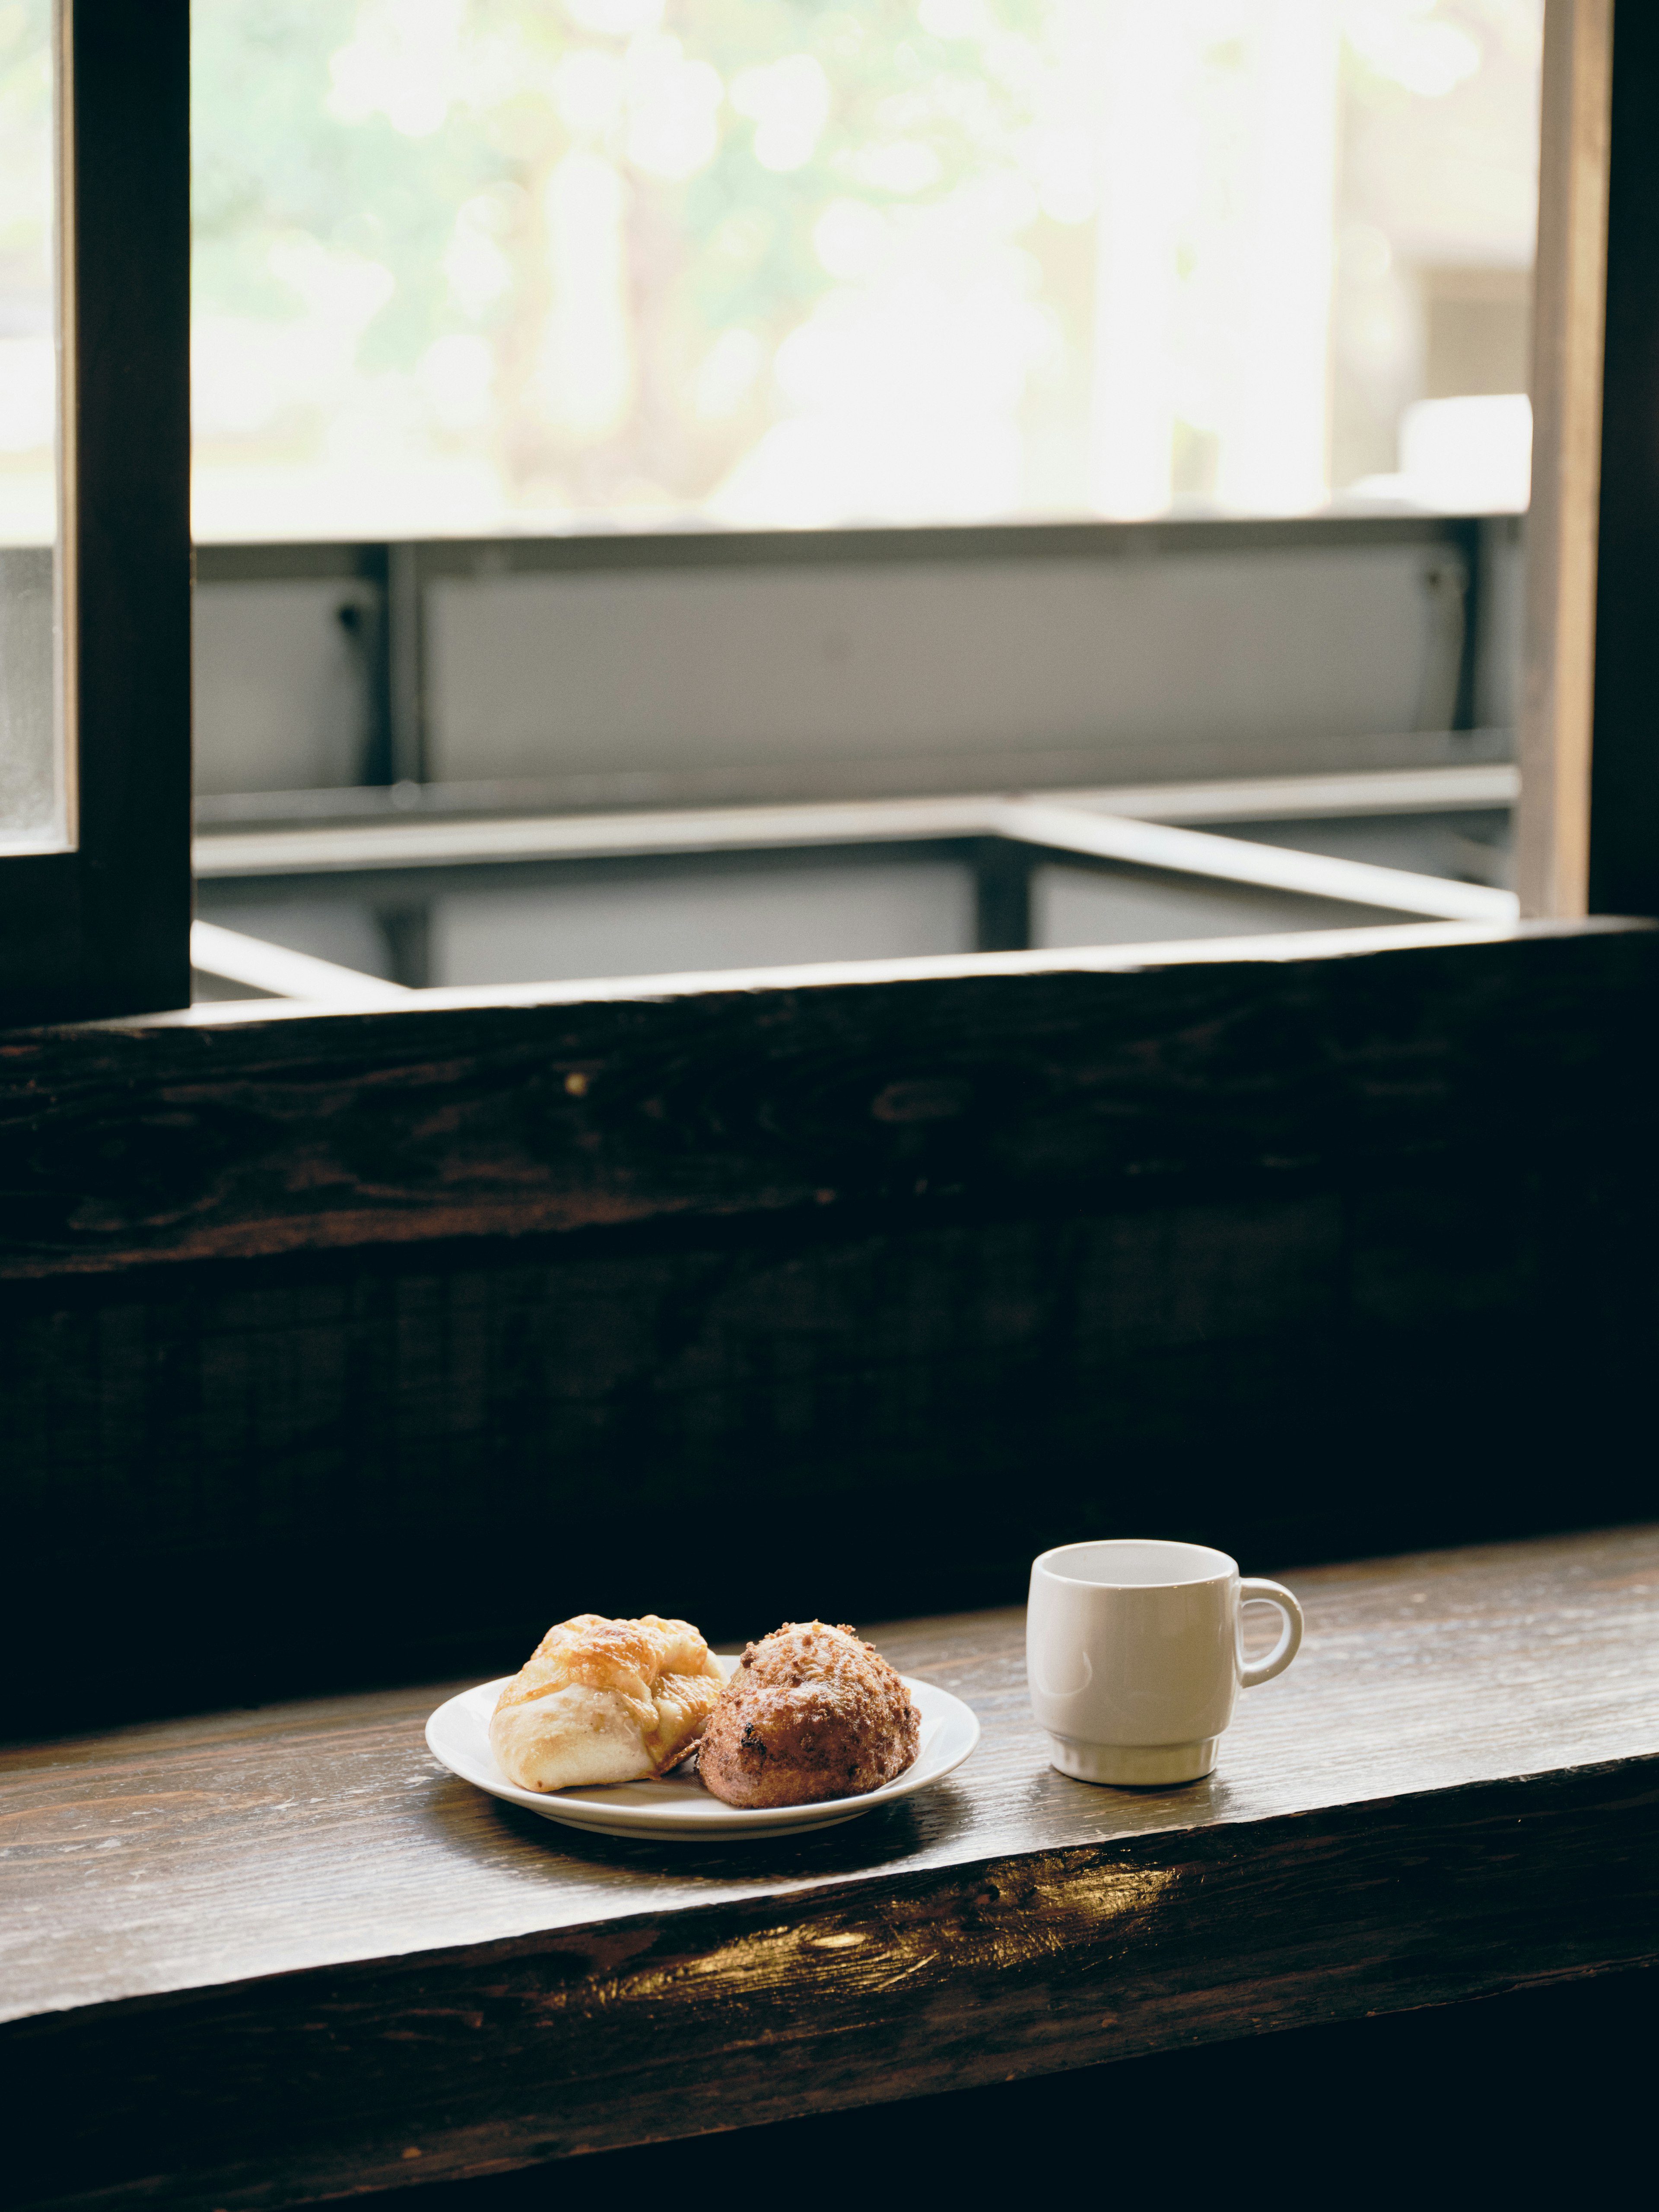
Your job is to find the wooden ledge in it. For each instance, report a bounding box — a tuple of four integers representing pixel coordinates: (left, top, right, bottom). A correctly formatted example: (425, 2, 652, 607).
(3, 1526, 1656, 2210)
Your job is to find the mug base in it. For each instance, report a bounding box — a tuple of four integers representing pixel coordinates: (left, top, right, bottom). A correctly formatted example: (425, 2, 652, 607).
(1048, 1735, 1220, 1787)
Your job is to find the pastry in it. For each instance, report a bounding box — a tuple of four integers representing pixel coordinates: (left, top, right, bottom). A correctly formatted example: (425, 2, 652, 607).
(489, 1613, 725, 1792)
(698, 1620, 920, 1808)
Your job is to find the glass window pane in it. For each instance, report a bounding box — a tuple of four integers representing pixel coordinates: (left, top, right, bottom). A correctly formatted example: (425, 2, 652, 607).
(0, 0, 63, 851)
(190, 1, 1540, 542)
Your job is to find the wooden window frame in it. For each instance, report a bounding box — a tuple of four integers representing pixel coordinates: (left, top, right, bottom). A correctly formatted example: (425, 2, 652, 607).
(0, 0, 1639, 1027)
(1513, 0, 1659, 924)
(0, 0, 193, 1028)
(1518, 0, 1613, 918)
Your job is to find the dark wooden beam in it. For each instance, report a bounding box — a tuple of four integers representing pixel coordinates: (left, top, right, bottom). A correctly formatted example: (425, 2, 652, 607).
(1, 922, 1651, 1283)
(1, 922, 1655, 1729)
(0, 0, 192, 1026)
(1591, 4, 1659, 914)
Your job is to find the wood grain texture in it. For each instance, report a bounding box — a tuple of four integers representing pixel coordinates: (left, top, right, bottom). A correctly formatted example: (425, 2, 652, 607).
(1589, 9, 1659, 915)
(1518, 0, 1614, 919)
(3, 920, 1656, 1730)
(1, 1527, 1655, 2210)
(5, 1149, 1657, 1729)
(1, 922, 1652, 1283)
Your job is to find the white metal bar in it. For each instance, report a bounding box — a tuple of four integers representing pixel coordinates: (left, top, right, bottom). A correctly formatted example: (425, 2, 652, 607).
(191, 796, 998, 877)
(192, 765, 1517, 882)
(998, 804, 1518, 922)
(1046, 763, 1518, 823)
(190, 921, 413, 1006)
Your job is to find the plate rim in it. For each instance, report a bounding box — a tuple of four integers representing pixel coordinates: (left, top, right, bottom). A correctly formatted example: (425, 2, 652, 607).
(426, 1661, 979, 1835)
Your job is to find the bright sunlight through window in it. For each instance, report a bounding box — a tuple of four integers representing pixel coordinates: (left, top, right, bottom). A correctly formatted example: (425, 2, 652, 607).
(0, 1, 1543, 547)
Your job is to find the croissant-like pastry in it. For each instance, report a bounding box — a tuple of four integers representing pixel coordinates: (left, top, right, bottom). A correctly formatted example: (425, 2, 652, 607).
(489, 1613, 725, 1792)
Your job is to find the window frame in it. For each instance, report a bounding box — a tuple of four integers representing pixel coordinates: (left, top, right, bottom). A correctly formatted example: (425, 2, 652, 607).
(0, 0, 192, 1028)
(0, 0, 1634, 1028)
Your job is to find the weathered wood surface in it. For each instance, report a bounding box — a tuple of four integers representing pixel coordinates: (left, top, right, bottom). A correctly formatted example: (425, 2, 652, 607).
(1517, 0, 1612, 918)
(2, 1527, 1656, 2210)
(1591, 9, 1659, 915)
(0, 921, 1651, 1282)
(3, 919, 1656, 1731)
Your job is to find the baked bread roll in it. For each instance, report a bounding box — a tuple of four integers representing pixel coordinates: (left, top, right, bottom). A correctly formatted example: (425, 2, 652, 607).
(490, 1613, 724, 1792)
(698, 1620, 920, 1808)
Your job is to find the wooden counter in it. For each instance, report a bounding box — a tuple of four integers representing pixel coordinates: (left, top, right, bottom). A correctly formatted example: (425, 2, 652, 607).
(3, 1525, 1656, 2211)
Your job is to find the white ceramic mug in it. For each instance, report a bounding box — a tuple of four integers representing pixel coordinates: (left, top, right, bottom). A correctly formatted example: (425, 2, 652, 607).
(1027, 1538, 1303, 1786)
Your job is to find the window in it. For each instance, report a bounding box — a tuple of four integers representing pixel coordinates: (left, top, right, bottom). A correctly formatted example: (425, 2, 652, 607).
(0, 2, 1622, 1022)
(188, 1, 1543, 542)
(167, 4, 1548, 1005)
(0, 0, 191, 1025)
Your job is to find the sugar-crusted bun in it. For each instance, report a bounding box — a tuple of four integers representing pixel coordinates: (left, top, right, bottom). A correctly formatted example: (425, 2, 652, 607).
(489, 1613, 725, 1792)
(698, 1620, 920, 1808)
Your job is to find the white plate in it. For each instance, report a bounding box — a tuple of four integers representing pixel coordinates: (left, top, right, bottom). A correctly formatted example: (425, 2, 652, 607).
(426, 1655, 979, 1840)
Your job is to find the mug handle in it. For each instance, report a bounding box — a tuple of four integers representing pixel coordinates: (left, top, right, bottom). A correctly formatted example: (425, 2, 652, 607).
(1238, 1578, 1303, 1688)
